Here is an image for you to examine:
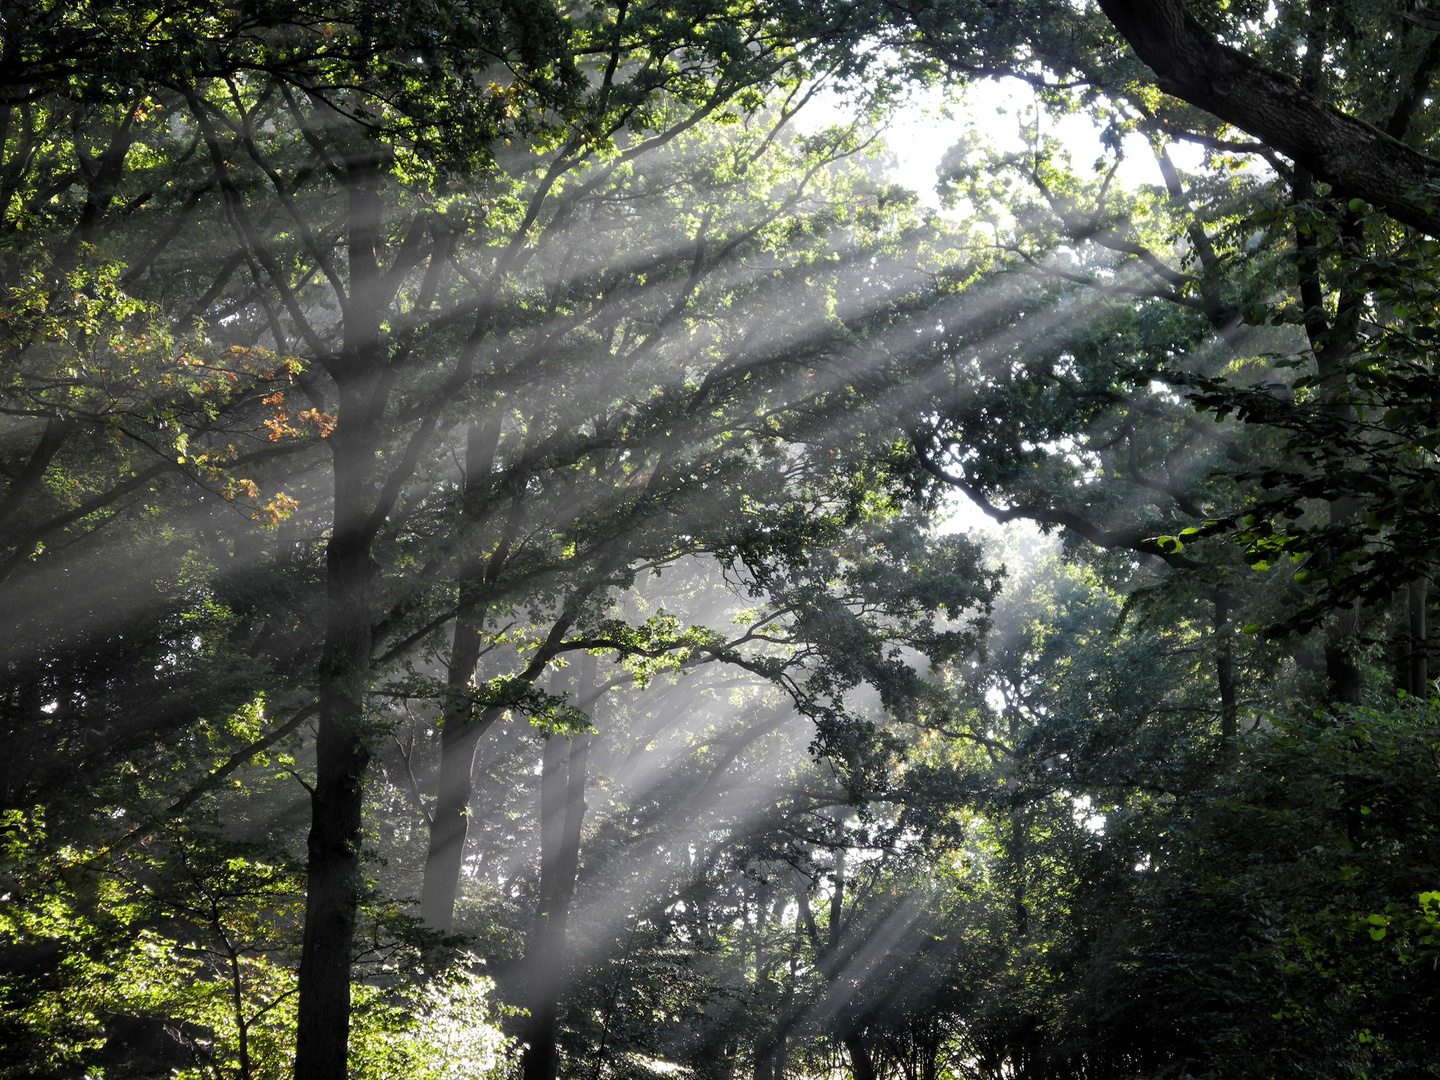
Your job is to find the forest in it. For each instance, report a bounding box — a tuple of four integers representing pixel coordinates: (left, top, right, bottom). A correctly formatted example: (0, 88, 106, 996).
(2, 1, 1439, 1078)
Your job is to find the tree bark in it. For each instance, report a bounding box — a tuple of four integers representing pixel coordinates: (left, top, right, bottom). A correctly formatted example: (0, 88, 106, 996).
(1288, 167, 1366, 708)
(1096, 0, 1440, 237)
(420, 417, 505, 931)
(0, 417, 72, 538)
(754, 1036, 786, 1080)
(752, 886, 789, 1080)
(920, 1027, 939, 1080)
(521, 657, 595, 1080)
(842, 1031, 878, 1080)
(421, 604, 577, 930)
(293, 375, 375, 1080)
(1409, 576, 1430, 697)
(1214, 590, 1237, 757)
(294, 170, 387, 1080)
(419, 705, 501, 929)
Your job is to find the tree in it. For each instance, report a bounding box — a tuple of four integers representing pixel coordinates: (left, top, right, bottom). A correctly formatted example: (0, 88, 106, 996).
(14, 3, 1440, 1078)
(6, 8, 1009, 1074)
(819, 0, 1440, 718)
(1, 2, 905, 1074)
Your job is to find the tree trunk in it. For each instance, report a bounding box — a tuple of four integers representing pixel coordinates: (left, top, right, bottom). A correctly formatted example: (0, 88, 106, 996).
(1409, 576, 1430, 697)
(1293, 168, 1365, 708)
(420, 418, 505, 931)
(1323, 574, 1364, 706)
(294, 398, 379, 1080)
(1213, 590, 1237, 757)
(752, 884, 785, 1080)
(521, 658, 595, 1080)
(419, 705, 501, 929)
(921, 1030, 939, 1080)
(842, 1031, 878, 1080)
(294, 172, 386, 1080)
(754, 1036, 787, 1080)
(1009, 809, 1028, 939)
(420, 601, 574, 931)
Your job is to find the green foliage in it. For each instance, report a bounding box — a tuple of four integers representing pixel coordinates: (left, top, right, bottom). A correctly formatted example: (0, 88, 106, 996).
(0, 804, 516, 1080)
(0, 808, 304, 1079)
(1177, 215, 1440, 630)
(353, 968, 514, 1080)
(8, 2, 1440, 1079)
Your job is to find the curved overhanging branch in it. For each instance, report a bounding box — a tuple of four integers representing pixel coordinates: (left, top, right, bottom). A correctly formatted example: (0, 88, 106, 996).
(912, 445, 1200, 570)
(1096, 0, 1440, 236)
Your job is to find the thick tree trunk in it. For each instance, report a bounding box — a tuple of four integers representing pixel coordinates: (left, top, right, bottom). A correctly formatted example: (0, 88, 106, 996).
(823, 825, 877, 1080)
(0, 417, 71, 540)
(295, 174, 386, 1080)
(842, 1031, 877, 1080)
(520, 733, 569, 1080)
(295, 399, 379, 1080)
(560, 726, 590, 895)
(1325, 602, 1363, 706)
(752, 883, 796, 1080)
(421, 607, 573, 930)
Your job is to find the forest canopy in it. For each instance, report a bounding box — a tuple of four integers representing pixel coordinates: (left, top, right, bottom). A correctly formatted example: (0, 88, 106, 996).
(2, 2, 1438, 1080)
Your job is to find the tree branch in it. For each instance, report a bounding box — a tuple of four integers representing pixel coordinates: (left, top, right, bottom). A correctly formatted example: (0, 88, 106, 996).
(1097, 0, 1440, 235)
